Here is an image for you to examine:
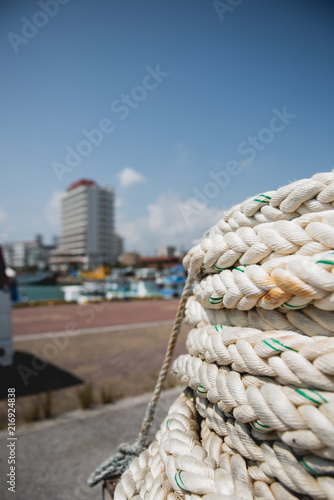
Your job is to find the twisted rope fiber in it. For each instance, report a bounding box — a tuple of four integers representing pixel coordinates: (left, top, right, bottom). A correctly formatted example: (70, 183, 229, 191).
(88, 275, 194, 487)
(115, 390, 253, 500)
(184, 172, 334, 277)
(184, 295, 334, 337)
(185, 324, 334, 386)
(172, 354, 334, 456)
(193, 250, 334, 311)
(198, 408, 334, 500)
(115, 389, 334, 499)
(186, 211, 334, 277)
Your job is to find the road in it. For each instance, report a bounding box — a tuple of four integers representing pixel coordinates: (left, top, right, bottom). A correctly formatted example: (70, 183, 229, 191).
(12, 299, 180, 336)
(0, 387, 183, 500)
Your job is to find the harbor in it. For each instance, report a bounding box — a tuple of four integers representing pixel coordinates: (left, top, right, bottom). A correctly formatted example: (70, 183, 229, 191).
(15, 265, 186, 304)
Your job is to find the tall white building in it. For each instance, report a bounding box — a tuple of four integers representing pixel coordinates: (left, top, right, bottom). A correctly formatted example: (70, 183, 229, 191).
(50, 179, 115, 271)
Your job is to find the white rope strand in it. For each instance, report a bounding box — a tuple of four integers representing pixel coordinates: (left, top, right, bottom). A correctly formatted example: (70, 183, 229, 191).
(95, 171, 334, 499)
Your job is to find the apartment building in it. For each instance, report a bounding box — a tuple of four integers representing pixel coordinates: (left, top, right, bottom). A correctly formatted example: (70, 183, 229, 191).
(50, 179, 116, 271)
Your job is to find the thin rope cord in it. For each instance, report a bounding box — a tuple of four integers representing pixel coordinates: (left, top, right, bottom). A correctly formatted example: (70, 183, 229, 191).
(137, 274, 194, 447)
(88, 273, 194, 487)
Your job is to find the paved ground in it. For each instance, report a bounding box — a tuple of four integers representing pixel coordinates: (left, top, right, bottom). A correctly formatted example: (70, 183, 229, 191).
(0, 387, 183, 500)
(12, 299, 180, 336)
(1, 321, 190, 425)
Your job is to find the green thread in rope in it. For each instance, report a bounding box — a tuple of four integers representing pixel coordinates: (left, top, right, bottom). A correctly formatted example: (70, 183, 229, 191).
(250, 420, 271, 431)
(214, 264, 226, 271)
(281, 302, 310, 309)
(253, 194, 271, 203)
(175, 471, 187, 491)
(309, 389, 328, 404)
(209, 296, 224, 305)
(173, 370, 178, 375)
(295, 389, 328, 405)
(301, 458, 319, 476)
(262, 340, 282, 352)
(197, 385, 207, 394)
(234, 265, 247, 273)
(316, 259, 334, 265)
(166, 418, 172, 430)
(259, 194, 271, 199)
(271, 338, 298, 352)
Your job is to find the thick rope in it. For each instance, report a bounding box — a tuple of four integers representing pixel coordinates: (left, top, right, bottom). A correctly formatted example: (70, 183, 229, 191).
(193, 250, 334, 311)
(92, 171, 334, 499)
(184, 174, 334, 277)
(88, 274, 194, 487)
(190, 211, 334, 276)
(185, 295, 334, 337)
(172, 354, 334, 456)
(115, 389, 334, 499)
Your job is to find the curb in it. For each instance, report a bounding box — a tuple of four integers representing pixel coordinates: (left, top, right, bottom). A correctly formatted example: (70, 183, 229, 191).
(0, 386, 184, 437)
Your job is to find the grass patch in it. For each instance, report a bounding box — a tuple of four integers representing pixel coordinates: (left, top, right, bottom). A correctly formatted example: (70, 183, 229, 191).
(78, 383, 94, 409)
(24, 398, 41, 422)
(100, 385, 114, 405)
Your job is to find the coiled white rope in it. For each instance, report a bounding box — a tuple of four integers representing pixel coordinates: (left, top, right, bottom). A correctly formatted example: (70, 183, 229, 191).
(186, 210, 334, 277)
(106, 171, 334, 499)
(115, 389, 334, 499)
(185, 295, 334, 337)
(184, 174, 334, 277)
(185, 324, 334, 381)
(193, 250, 334, 311)
(172, 353, 334, 455)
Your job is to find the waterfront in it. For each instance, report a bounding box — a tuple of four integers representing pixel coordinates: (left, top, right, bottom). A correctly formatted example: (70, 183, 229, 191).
(17, 285, 64, 302)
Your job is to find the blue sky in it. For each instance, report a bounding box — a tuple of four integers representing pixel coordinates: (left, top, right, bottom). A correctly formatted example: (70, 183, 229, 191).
(1, 0, 334, 254)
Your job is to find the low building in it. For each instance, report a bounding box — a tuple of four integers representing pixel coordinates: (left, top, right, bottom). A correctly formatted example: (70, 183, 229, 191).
(138, 255, 181, 269)
(48, 248, 87, 273)
(3, 235, 55, 270)
(158, 245, 176, 257)
(119, 252, 140, 267)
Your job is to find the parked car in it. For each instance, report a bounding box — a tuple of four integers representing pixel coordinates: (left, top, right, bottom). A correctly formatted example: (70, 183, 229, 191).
(0, 246, 13, 366)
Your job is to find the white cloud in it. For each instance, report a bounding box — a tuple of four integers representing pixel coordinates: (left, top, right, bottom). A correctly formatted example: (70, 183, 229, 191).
(45, 190, 63, 228)
(118, 191, 223, 255)
(118, 167, 144, 188)
(115, 197, 125, 208)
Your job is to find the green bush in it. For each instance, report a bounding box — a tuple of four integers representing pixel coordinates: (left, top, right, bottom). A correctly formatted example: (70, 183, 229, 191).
(78, 384, 94, 409)
(100, 385, 114, 405)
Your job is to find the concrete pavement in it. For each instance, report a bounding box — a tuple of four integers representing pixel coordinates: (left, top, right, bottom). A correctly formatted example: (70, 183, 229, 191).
(0, 387, 183, 500)
(12, 299, 179, 337)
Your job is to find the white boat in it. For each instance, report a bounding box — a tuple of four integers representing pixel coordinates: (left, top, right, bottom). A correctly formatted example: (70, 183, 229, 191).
(105, 279, 161, 300)
(61, 285, 83, 303)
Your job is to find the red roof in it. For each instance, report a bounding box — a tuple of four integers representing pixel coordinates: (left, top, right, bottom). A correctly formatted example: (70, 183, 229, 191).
(67, 179, 96, 192)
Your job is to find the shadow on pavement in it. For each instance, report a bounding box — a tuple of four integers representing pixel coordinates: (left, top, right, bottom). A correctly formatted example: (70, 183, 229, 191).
(0, 351, 83, 398)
